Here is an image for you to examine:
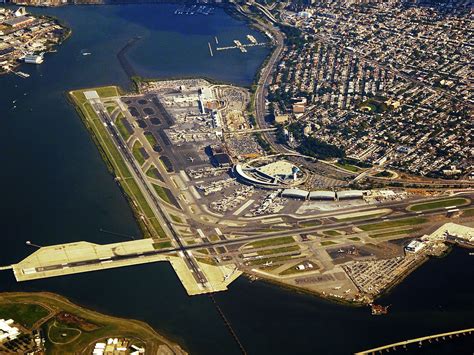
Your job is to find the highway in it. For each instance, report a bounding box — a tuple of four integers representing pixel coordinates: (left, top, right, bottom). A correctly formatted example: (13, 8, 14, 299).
(238, 5, 287, 154)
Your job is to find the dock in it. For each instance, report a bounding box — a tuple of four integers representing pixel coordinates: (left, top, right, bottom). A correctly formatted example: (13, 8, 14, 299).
(216, 41, 266, 53)
(208, 42, 214, 57)
(213, 34, 267, 53)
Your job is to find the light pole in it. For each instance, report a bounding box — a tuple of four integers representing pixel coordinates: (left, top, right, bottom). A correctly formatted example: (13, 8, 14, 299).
(25, 240, 42, 249)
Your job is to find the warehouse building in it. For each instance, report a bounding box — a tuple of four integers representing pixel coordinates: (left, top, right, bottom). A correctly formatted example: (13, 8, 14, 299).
(281, 188, 309, 200)
(336, 190, 365, 200)
(309, 191, 336, 201)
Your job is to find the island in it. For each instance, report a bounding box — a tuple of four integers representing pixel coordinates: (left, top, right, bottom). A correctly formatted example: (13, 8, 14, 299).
(0, 292, 187, 354)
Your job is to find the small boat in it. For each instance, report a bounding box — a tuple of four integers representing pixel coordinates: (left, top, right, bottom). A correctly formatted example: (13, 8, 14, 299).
(82, 52, 92, 56)
(370, 304, 390, 315)
(16, 71, 30, 78)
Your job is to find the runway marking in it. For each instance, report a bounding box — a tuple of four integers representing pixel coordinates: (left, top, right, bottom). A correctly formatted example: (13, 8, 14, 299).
(232, 199, 255, 216)
(180, 170, 190, 182)
(189, 186, 201, 200)
(197, 229, 206, 239)
(215, 228, 223, 236)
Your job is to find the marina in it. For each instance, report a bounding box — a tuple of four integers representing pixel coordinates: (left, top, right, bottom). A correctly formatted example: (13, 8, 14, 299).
(174, 5, 214, 16)
(208, 34, 268, 55)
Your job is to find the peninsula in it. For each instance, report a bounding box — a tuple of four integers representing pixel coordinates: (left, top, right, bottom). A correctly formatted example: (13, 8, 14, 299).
(0, 292, 187, 354)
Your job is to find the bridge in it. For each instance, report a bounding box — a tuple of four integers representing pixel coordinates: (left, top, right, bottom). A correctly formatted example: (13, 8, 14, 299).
(355, 328, 474, 354)
(223, 127, 277, 135)
(249, 2, 277, 23)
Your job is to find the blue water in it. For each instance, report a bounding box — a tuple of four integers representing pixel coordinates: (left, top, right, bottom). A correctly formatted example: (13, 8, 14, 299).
(0, 4, 472, 355)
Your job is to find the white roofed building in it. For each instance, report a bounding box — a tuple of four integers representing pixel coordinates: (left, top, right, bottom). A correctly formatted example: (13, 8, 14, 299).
(309, 191, 336, 200)
(0, 319, 20, 343)
(281, 189, 309, 200)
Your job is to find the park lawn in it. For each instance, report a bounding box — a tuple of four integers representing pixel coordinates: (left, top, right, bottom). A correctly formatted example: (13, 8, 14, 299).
(408, 198, 469, 212)
(152, 184, 171, 204)
(106, 105, 115, 114)
(144, 131, 158, 146)
(115, 116, 131, 141)
(246, 236, 294, 249)
(248, 254, 300, 266)
(132, 141, 146, 166)
(125, 178, 154, 218)
(146, 166, 156, 178)
(95, 86, 120, 98)
(323, 230, 342, 236)
(359, 217, 426, 231)
(0, 292, 170, 355)
(369, 228, 420, 239)
(257, 245, 300, 256)
(152, 241, 173, 249)
(335, 162, 361, 172)
(170, 214, 183, 223)
(0, 303, 50, 329)
(462, 208, 474, 217)
(208, 235, 220, 242)
(299, 219, 321, 227)
(335, 212, 387, 222)
(196, 257, 217, 266)
(146, 166, 164, 182)
(46, 319, 82, 344)
(83, 102, 97, 120)
(321, 241, 337, 246)
(374, 170, 394, 178)
(279, 263, 318, 276)
(148, 218, 167, 239)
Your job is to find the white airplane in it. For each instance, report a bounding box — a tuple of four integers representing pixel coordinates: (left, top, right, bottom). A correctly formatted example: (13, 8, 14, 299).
(188, 157, 195, 162)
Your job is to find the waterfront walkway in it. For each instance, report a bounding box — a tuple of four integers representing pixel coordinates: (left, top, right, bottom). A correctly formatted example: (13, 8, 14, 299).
(355, 328, 474, 354)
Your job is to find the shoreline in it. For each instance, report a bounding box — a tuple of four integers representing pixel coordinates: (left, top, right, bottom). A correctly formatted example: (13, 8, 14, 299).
(0, 291, 188, 354)
(65, 87, 156, 240)
(0, 13, 71, 76)
(244, 246, 468, 307)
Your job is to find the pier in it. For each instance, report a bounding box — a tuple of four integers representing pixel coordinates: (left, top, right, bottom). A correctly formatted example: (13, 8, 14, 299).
(208, 42, 214, 57)
(216, 42, 267, 53)
(355, 328, 474, 354)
